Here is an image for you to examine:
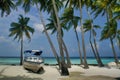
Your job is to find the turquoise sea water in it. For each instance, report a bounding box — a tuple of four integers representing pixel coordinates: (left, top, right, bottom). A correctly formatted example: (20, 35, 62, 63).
(0, 57, 119, 65)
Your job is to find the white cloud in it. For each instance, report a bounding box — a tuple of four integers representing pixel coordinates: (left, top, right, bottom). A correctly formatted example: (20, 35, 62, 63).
(76, 26, 86, 33)
(34, 23, 51, 34)
(34, 23, 44, 32)
(0, 36, 8, 43)
(76, 26, 81, 32)
(0, 36, 14, 45)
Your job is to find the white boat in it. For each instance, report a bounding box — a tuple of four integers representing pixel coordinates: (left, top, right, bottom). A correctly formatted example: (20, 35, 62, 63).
(23, 50, 44, 73)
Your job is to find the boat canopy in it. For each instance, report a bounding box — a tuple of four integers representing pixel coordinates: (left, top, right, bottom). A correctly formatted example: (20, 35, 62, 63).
(24, 50, 43, 56)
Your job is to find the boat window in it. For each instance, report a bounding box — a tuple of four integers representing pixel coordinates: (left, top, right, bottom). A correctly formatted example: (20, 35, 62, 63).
(34, 57, 37, 60)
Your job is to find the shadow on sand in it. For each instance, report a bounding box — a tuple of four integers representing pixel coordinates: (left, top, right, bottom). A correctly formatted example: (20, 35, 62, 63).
(59, 72, 120, 80)
(0, 75, 43, 80)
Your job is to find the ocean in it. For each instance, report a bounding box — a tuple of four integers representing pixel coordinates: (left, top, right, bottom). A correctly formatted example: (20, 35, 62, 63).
(0, 57, 119, 65)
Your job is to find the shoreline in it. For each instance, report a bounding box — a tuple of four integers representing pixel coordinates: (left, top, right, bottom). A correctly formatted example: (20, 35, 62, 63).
(0, 65, 120, 80)
(1, 57, 120, 65)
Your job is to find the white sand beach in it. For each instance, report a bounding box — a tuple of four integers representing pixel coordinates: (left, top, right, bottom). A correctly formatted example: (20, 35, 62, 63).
(0, 65, 120, 80)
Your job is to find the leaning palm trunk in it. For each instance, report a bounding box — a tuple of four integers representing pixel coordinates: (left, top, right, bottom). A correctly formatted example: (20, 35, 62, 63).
(89, 31, 99, 64)
(90, 39, 97, 59)
(79, 0, 89, 69)
(87, 11, 104, 67)
(93, 34, 104, 67)
(74, 29, 83, 65)
(62, 39, 71, 68)
(106, 8, 119, 64)
(86, 7, 104, 67)
(52, 0, 69, 75)
(90, 38, 104, 66)
(51, 12, 71, 68)
(36, 4, 60, 67)
(39, 12, 60, 66)
(20, 35, 23, 65)
(110, 38, 119, 64)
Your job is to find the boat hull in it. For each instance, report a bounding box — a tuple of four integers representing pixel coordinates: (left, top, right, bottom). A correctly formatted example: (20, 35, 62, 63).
(23, 61, 44, 73)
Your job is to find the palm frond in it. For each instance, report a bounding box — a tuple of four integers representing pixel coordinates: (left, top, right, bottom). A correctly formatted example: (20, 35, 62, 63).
(9, 15, 34, 42)
(0, 0, 16, 17)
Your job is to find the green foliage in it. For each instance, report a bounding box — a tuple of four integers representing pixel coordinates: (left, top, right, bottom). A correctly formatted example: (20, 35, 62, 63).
(16, 0, 48, 13)
(46, 15, 67, 37)
(117, 30, 120, 48)
(61, 7, 80, 30)
(83, 19, 100, 36)
(45, 0, 63, 13)
(0, 0, 16, 17)
(9, 15, 34, 42)
(100, 20, 117, 40)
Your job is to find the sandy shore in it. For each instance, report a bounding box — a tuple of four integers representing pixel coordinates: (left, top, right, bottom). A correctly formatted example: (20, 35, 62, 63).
(0, 65, 120, 80)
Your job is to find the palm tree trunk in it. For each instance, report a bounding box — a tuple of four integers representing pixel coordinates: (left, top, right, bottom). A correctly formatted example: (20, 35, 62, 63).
(20, 35, 23, 65)
(74, 29, 83, 65)
(89, 30, 104, 67)
(89, 31, 98, 63)
(36, 4, 60, 67)
(79, 0, 89, 69)
(51, 10, 71, 68)
(110, 38, 119, 64)
(106, 7, 119, 64)
(52, 0, 69, 75)
(93, 34, 104, 67)
(86, 7, 104, 67)
(90, 39, 97, 59)
(40, 12, 60, 66)
(62, 39, 71, 68)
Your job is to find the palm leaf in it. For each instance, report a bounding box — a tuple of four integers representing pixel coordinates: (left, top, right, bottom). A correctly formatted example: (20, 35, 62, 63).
(0, 0, 15, 17)
(9, 14, 34, 42)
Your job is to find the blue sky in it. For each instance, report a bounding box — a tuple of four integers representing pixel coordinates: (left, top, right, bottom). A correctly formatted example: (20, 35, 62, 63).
(0, 6, 120, 57)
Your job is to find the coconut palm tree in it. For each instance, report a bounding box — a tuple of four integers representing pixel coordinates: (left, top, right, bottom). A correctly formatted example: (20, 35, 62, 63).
(40, 0, 71, 69)
(64, 0, 89, 69)
(9, 15, 34, 65)
(16, 0, 61, 67)
(0, 0, 15, 17)
(46, 14, 72, 68)
(78, 0, 89, 68)
(51, 0, 69, 75)
(100, 19, 119, 64)
(116, 30, 120, 49)
(83, 19, 104, 67)
(61, 7, 83, 65)
(112, 1, 120, 49)
(113, 1, 120, 21)
(93, 0, 119, 64)
(83, 0, 104, 67)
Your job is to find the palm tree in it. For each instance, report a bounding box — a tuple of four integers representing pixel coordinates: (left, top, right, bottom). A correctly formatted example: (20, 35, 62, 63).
(64, 0, 89, 69)
(0, 0, 15, 17)
(116, 30, 120, 49)
(113, 1, 120, 21)
(93, 0, 119, 64)
(41, 0, 71, 69)
(78, 0, 89, 68)
(83, 19, 104, 67)
(100, 19, 119, 64)
(61, 7, 83, 65)
(83, 0, 104, 67)
(9, 15, 34, 65)
(16, 0, 61, 67)
(46, 15, 72, 68)
(52, 0, 69, 75)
